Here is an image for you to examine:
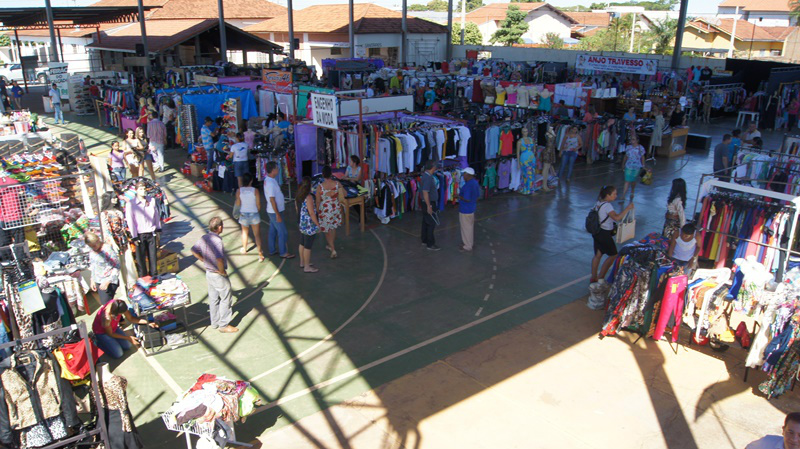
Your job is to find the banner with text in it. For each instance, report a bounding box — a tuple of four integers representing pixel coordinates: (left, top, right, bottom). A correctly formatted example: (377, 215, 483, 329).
(311, 93, 338, 130)
(47, 62, 70, 99)
(575, 55, 657, 75)
(262, 69, 293, 94)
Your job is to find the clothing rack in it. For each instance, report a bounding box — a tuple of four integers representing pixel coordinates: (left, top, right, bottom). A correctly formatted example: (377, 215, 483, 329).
(0, 322, 112, 449)
(693, 179, 800, 281)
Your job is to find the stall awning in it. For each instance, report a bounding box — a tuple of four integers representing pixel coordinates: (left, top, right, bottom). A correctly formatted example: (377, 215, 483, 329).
(85, 19, 283, 54)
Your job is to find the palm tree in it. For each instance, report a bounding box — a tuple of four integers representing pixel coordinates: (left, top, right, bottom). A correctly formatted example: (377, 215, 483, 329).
(643, 18, 678, 54)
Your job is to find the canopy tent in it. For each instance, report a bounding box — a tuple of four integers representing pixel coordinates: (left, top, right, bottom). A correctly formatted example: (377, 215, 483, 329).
(157, 85, 258, 128)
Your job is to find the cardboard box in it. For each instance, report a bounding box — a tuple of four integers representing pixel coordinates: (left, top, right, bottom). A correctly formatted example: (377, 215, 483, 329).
(190, 163, 203, 177)
(157, 249, 179, 274)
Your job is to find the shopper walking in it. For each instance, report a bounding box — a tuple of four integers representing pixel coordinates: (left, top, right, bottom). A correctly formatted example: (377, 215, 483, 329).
(663, 178, 686, 239)
(109, 140, 127, 181)
(85, 231, 121, 305)
(48, 83, 64, 125)
(100, 192, 136, 291)
(420, 160, 441, 251)
(621, 135, 645, 202)
(93, 299, 158, 359)
(557, 126, 582, 183)
(125, 180, 161, 278)
(191, 217, 238, 333)
(591, 185, 634, 284)
(713, 134, 732, 178)
(296, 177, 321, 272)
(9, 81, 22, 110)
(263, 161, 294, 259)
(540, 125, 556, 192)
(136, 126, 157, 181)
(146, 112, 167, 173)
(230, 132, 250, 188)
(161, 98, 177, 148)
(458, 167, 480, 252)
(316, 166, 343, 259)
(649, 107, 664, 158)
(201, 117, 216, 172)
(234, 173, 264, 261)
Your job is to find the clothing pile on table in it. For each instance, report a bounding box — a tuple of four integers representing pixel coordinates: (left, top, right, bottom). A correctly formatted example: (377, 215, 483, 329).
(128, 274, 190, 311)
(164, 374, 262, 427)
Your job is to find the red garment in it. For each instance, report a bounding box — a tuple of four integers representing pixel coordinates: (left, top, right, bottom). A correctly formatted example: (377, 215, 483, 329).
(499, 130, 514, 156)
(471, 79, 483, 103)
(138, 106, 147, 125)
(189, 374, 218, 392)
(92, 302, 121, 335)
(652, 275, 688, 342)
(715, 204, 734, 268)
(441, 62, 449, 74)
(60, 339, 104, 379)
(0, 177, 21, 222)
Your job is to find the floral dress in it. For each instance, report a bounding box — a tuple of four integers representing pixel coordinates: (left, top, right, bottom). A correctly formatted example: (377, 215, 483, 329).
(101, 209, 129, 250)
(299, 196, 319, 236)
(317, 183, 342, 233)
(519, 138, 536, 195)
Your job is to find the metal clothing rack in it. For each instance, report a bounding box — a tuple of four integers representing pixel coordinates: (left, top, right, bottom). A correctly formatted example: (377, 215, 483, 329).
(0, 322, 112, 449)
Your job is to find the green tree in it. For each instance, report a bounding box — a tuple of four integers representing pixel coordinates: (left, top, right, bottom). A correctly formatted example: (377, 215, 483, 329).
(409, 0, 482, 12)
(0, 35, 10, 47)
(641, 18, 677, 54)
(452, 22, 484, 45)
(589, 0, 677, 10)
(489, 4, 529, 46)
(541, 32, 564, 49)
(560, 5, 592, 11)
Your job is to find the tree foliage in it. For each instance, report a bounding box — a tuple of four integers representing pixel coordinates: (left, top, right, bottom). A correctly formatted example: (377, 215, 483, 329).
(641, 18, 677, 54)
(408, 0, 483, 12)
(489, 4, 529, 46)
(541, 32, 564, 49)
(577, 15, 677, 55)
(0, 35, 11, 47)
(452, 22, 484, 45)
(588, 0, 677, 11)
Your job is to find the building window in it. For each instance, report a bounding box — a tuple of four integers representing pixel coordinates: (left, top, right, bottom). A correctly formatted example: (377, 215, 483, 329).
(330, 47, 342, 55)
(368, 47, 381, 56)
(772, 49, 782, 56)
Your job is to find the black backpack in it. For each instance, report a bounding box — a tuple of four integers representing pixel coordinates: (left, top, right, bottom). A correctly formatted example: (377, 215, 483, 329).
(585, 202, 610, 235)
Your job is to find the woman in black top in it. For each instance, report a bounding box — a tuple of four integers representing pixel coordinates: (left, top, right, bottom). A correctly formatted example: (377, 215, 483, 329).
(669, 104, 686, 127)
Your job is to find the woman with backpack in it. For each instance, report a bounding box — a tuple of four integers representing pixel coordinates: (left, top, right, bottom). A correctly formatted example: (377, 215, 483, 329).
(590, 185, 634, 284)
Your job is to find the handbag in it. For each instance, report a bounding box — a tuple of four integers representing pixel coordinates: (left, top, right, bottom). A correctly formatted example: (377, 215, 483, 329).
(232, 203, 241, 220)
(616, 210, 636, 243)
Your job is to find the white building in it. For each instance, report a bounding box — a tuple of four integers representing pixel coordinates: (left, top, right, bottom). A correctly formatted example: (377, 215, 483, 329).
(717, 0, 796, 27)
(465, 2, 578, 45)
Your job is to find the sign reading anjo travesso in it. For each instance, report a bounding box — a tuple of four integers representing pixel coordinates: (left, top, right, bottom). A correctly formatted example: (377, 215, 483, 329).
(575, 54, 657, 76)
(311, 93, 338, 130)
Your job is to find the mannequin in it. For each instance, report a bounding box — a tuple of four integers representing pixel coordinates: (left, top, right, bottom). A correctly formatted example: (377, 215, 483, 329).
(517, 84, 530, 108)
(125, 180, 161, 278)
(483, 82, 496, 105)
(540, 125, 556, 193)
(538, 88, 552, 112)
(506, 85, 517, 106)
(516, 127, 536, 194)
(495, 85, 506, 106)
(97, 363, 144, 449)
(528, 86, 539, 109)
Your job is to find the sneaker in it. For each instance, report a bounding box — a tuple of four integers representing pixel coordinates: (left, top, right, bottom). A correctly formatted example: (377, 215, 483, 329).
(218, 325, 239, 333)
(427, 245, 442, 251)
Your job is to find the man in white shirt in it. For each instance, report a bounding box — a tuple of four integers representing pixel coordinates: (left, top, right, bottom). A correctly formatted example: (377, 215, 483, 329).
(263, 161, 294, 259)
(230, 132, 250, 188)
(743, 122, 762, 144)
(746, 412, 800, 449)
(48, 83, 64, 125)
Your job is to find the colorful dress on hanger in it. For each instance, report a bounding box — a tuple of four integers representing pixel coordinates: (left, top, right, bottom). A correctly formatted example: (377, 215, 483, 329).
(519, 139, 536, 195)
(317, 183, 342, 233)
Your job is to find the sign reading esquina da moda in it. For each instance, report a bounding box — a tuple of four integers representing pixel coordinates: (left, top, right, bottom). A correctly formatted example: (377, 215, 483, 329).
(575, 54, 657, 76)
(311, 93, 338, 130)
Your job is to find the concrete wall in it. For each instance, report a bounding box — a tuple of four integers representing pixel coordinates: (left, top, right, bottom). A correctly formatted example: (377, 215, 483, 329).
(452, 45, 728, 71)
(477, 21, 498, 45)
(717, 8, 795, 27)
(523, 10, 573, 43)
(782, 28, 800, 63)
(682, 27, 785, 57)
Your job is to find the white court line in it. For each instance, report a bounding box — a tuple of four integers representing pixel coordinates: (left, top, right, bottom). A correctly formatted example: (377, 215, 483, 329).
(252, 274, 590, 413)
(249, 228, 389, 383)
(475, 307, 483, 317)
(489, 284, 494, 289)
(483, 294, 490, 302)
(492, 274, 496, 280)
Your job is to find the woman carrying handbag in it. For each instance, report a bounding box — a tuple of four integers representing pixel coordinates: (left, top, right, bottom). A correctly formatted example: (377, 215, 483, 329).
(591, 185, 634, 284)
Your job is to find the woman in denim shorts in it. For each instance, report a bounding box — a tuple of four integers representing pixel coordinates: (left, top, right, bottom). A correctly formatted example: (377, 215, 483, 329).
(234, 173, 265, 261)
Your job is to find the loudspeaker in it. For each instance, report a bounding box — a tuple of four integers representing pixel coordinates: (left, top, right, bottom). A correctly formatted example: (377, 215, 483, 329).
(135, 43, 145, 57)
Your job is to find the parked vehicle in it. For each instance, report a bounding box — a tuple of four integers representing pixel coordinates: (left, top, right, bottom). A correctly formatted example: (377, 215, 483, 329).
(0, 64, 48, 84)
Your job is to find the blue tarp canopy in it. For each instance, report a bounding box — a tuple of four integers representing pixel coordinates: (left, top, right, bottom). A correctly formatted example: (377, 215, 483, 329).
(156, 85, 258, 129)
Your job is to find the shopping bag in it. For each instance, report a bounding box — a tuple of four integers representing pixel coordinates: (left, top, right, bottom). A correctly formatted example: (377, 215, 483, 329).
(616, 210, 636, 243)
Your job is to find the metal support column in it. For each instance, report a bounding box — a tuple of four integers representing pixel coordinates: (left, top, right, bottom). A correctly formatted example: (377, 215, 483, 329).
(460, 0, 466, 45)
(45, 0, 59, 62)
(57, 28, 64, 64)
(137, 0, 151, 77)
(217, 0, 228, 63)
(671, 0, 689, 70)
(349, 0, 355, 58)
(288, 0, 296, 59)
(194, 35, 201, 63)
(446, 0, 454, 60)
(13, 30, 29, 93)
(401, 0, 407, 65)
(96, 27, 105, 71)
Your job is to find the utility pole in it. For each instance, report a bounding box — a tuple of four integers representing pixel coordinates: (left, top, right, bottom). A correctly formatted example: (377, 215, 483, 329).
(460, 0, 466, 45)
(728, 5, 739, 58)
(629, 12, 636, 53)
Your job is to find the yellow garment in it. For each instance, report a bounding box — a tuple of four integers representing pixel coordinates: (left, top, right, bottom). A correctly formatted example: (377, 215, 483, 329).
(53, 349, 83, 381)
(495, 90, 506, 106)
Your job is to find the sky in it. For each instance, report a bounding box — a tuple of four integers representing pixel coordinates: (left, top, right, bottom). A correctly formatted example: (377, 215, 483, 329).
(0, 0, 724, 17)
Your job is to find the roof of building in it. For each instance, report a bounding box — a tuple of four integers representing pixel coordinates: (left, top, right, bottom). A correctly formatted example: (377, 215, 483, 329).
(687, 18, 793, 41)
(564, 11, 610, 27)
(244, 3, 448, 34)
(465, 2, 578, 25)
(5, 22, 122, 38)
(85, 18, 283, 52)
(717, 0, 791, 12)
(89, 0, 286, 20)
(0, 6, 154, 28)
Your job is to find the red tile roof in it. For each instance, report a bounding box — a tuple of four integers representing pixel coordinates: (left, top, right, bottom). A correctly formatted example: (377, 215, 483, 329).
(564, 11, 611, 27)
(245, 4, 447, 34)
(89, 0, 286, 20)
(466, 2, 577, 25)
(718, 0, 791, 12)
(85, 19, 214, 52)
(688, 18, 793, 41)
